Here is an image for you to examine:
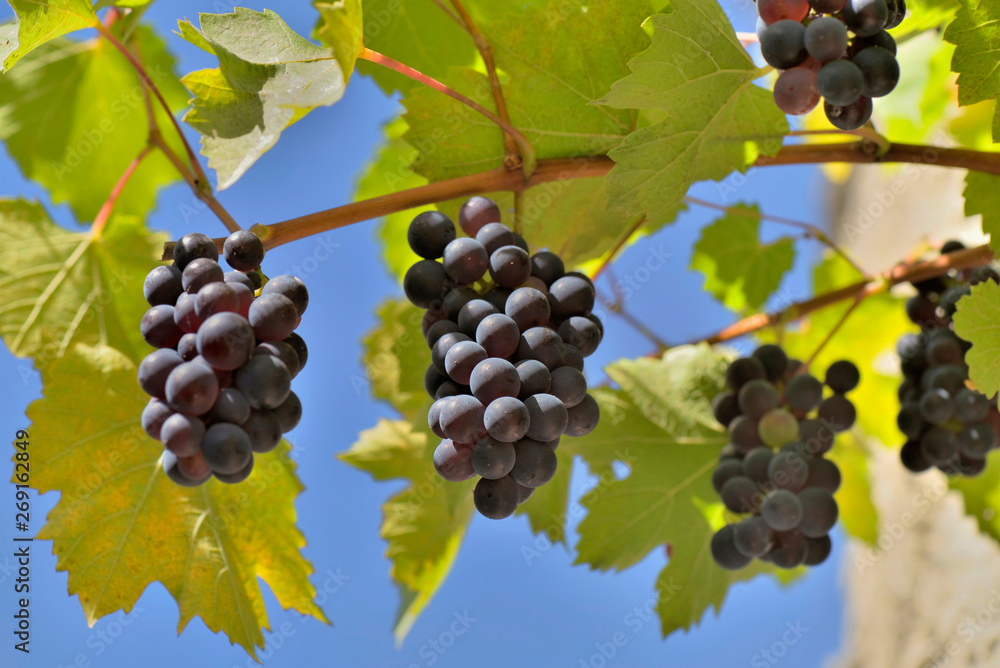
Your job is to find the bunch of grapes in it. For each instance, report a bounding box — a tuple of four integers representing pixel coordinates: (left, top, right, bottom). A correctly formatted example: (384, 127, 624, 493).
(757, 0, 904, 129)
(709, 344, 860, 570)
(897, 241, 1000, 477)
(138, 231, 307, 486)
(403, 197, 603, 520)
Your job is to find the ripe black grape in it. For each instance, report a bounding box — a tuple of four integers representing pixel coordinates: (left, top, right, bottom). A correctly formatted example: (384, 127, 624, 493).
(505, 287, 551, 331)
(141, 305, 184, 348)
(737, 379, 780, 420)
(489, 245, 532, 288)
(733, 516, 773, 558)
(548, 275, 596, 320)
(173, 232, 218, 270)
(484, 396, 530, 443)
(713, 459, 746, 493)
(725, 357, 767, 392)
(160, 413, 205, 458)
(162, 450, 211, 487)
(261, 275, 309, 317)
(760, 20, 809, 70)
(476, 314, 520, 359)
(165, 361, 219, 415)
(760, 489, 803, 531)
(511, 439, 558, 488)
(433, 439, 475, 482)
(516, 326, 563, 370)
(469, 358, 520, 405)
(721, 476, 760, 514)
(472, 436, 516, 479)
(565, 394, 599, 437)
(409, 211, 457, 259)
(202, 423, 253, 475)
(558, 316, 601, 358)
(144, 265, 184, 307)
(773, 67, 821, 116)
(529, 251, 565, 285)
(824, 96, 873, 130)
(804, 17, 848, 63)
(457, 299, 499, 338)
(443, 237, 489, 285)
(817, 60, 864, 106)
(475, 222, 516, 255)
(439, 395, 487, 443)
(797, 488, 838, 537)
(825, 360, 860, 393)
(844, 0, 889, 37)
(242, 409, 282, 453)
(182, 258, 224, 294)
(785, 373, 824, 413)
(249, 293, 299, 342)
(137, 348, 184, 400)
(711, 524, 753, 570)
(426, 319, 460, 347)
(524, 393, 569, 442)
(473, 475, 520, 519)
(404, 260, 449, 309)
(197, 312, 256, 370)
(458, 197, 501, 237)
(234, 354, 291, 410)
(223, 230, 265, 272)
(141, 399, 173, 440)
(854, 46, 899, 97)
(445, 341, 489, 386)
(204, 388, 252, 426)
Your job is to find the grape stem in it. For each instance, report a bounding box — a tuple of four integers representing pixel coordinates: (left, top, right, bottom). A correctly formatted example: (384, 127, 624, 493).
(90, 145, 152, 238)
(786, 128, 891, 158)
(358, 48, 537, 177)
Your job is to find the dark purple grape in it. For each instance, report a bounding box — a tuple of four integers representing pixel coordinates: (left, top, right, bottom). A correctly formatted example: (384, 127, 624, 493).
(565, 394, 599, 437)
(760, 20, 808, 70)
(262, 275, 308, 318)
(234, 354, 291, 410)
(529, 251, 565, 285)
(165, 361, 219, 415)
(711, 524, 752, 570)
(137, 348, 184, 400)
(473, 474, 520, 519)
(141, 398, 173, 440)
(825, 360, 860, 393)
(202, 422, 253, 474)
(818, 60, 864, 106)
(433, 439, 475, 482)
(920, 427, 958, 465)
(144, 265, 183, 307)
(768, 450, 809, 491)
(900, 439, 933, 472)
(516, 360, 551, 398)
(225, 271, 254, 290)
(919, 388, 954, 425)
(483, 287, 513, 312)
(516, 326, 563, 370)
(162, 450, 211, 487)
(738, 379, 780, 419)
(484, 396, 530, 443)
(469, 358, 520, 405)
(457, 299, 498, 337)
(824, 96, 873, 130)
(181, 258, 223, 294)
(726, 357, 767, 392)
(204, 388, 252, 426)
(798, 488, 838, 537)
(443, 287, 479, 320)
(958, 423, 996, 459)
(442, 237, 489, 285)
(734, 516, 773, 558)
(426, 319, 461, 347)
(249, 293, 298, 342)
(476, 314, 520, 359)
(472, 435, 517, 479)
(803, 534, 833, 566)
(254, 341, 301, 379)
(818, 394, 857, 431)
(773, 67, 821, 115)
(489, 245, 532, 288)
(806, 457, 842, 493)
(431, 331, 471, 375)
(141, 304, 184, 348)
(242, 409, 282, 453)
(557, 316, 601, 358)
(475, 222, 516, 255)
(729, 415, 764, 452)
(404, 260, 449, 309)
(511, 438, 558, 488)
(223, 230, 264, 272)
(505, 287, 551, 331)
(712, 392, 741, 427)
(173, 232, 218, 270)
(173, 293, 202, 334)
(161, 413, 205, 458)
(769, 531, 808, 569)
(439, 395, 486, 443)
(284, 332, 308, 371)
(548, 275, 596, 320)
(273, 392, 302, 433)
(458, 197, 501, 237)
(408, 211, 457, 259)
(721, 476, 760, 514)
(549, 367, 588, 408)
(854, 46, 899, 97)
(742, 447, 774, 484)
(844, 0, 889, 37)
(804, 16, 848, 63)
(444, 341, 488, 385)
(713, 459, 746, 493)
(761, 489, 803, 531)
(954, 389, 990, 423)
(785, 374, 824, 413)
(214, 456, 254, 484)
(524, 393, 568, 442)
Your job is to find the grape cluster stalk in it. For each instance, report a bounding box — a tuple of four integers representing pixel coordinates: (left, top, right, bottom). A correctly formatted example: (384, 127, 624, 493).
(897, 240, 1000, 477)
(138, 231, 307, 486)
(757, 0, 904, 129)
(710, 344, 859, 570)
(403, 197, 603, 520)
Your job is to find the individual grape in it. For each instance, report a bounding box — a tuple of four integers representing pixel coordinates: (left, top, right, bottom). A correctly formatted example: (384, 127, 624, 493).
(824, 95, 873, 130)
(162, 450, 211, 487)
(177, 451, 212, 482)
(721, 476, 760, 514)
(173, 293, 203, 334)
(254, 341, 301, 379)
(760, 20, 808, 70)
(750, 345, 788, 383)
(797, 488, 839, 538)
(426, 319, 461, 347)
(729, 415, 765, 452)
(557, 316, 601, 358)
(844, 0, 889, 36)
(761, 489, 803, 531)
(758, 0, 810, 24)
(284, 332, 308, 371)
(141, 398, 173, 440)
(273, 391, 302, 433)
(734, 516, 774, 558)
(144, 265, 183, 307)
(234, 354, 291, 410)
(173, 232, 219, 270)
(956, 455, 986, 477)
(809, 0, 847, 12)
(165, 361, 219, 415)
(181, 258, 224, 294)
(905, 295, 938, 325)
(484, 396, 530, 443)
(516, 359, 551, 398)
(799, 418, 835, 455)
(476, 314, 520, 359)
(524, 393, 569, 442)
(958, 423, 997, 459)
(489, 245, 532, 288)
(404, 260, 449, 309)
(215, 456, 254, 484)
(806, 457, 842, 493)
(408, 211, 457, 259)
(242, 409, 282, 453)
(743, 447, 775, 485)
(204, 388, 252, 426)
(803, 534, 833, 566)
(137, 348, 184, 400)
(768, 450, 809, 491)
(474, 474, 520, 519)
(737, 380, 780, 420)
(141, 304, 184, 348)
(548, 275, 595, 320)
(445, 341, 489, 386)
(249, 293, 299, 342)
(712, 392, 742, 428)
(196, 312, 255, 370)
(854, 46, 899, 98)
(759, 409, 800, 448)
(194, 281, 238, 321)
(442, 237, 489, 285)
(530, 251, 565, 285)
(177, 333, 198, 361)
(439, 395, 487, 443)
(773, 67, 821, 116)
(926, 335, 963, 367)
(511, 438, 558, 488)
(472, 436, 517, 479)
(549, 367, 588, 408)
(457, 299, 499, 337)
(223, 230, 264, 271)
(433, 439, 476, 482)
(769, 531, 808, 569)
(431, 332, 471, 375)
(885, 0, 906, 28)
(713, 459, 746, 493)
(565, 393, 599, 437)
(201, 422, 253, 474)
(825, 360, 860, 393)
(817, 394, 857, 431)
(784, 374, 824, 413)
(923, 365, 966, 395)
(483, 286, 513, 312)
(458, 196, 501, 237)
(469, 358, 520, 404)
(160, 413, 205, 458)
(900, 438, 933, 472)
(954, 389, 990, 423)
(516, 326, 564, 370)
(505, 287, 551, 331)
(262, 275, 309, 317)
(726, 357, 767, 392)
(919, 388, 954, 425)
(804, 17, 849, 63)
(559, 344, 585, 373)
(711, 525, 753, 570)
(475, 222, 516, 255)
(818, 60, 864, 106)
(920, 427, 958, 465)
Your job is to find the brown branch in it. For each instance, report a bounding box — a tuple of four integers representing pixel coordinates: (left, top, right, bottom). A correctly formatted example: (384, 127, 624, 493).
(91, 146, 152, 237)
(447, 0, 521, 171)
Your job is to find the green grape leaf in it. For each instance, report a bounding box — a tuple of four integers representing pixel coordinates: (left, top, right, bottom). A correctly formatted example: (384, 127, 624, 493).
(0, 199, 162, 367)
(362, 299, 432, 423)
(313, 0, 364, 81)
(571, 346, 787, 637)
(179, 8, 346, 189)
(598, 4, 787, 228)
(954, 280, 1000, 397)
(689, 204, 795, 312)
(0, 27, 189, 222)
(944, 0, 1000, 142)
(27, 343, 326, 659)
(341, 419, 475, 644)
(964, 171, 1000, 256)
(1, 0, 96, 71)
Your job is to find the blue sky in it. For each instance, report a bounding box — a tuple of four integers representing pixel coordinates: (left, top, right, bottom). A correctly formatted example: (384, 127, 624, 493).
(0, 2, 845, 667)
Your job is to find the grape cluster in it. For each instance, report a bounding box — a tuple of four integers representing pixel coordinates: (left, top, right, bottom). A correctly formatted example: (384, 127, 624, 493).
(897, 241, 1000, 477)
(403, 197, 603, 520)
(756, 0, 904, 129)
(138, 231, 307, 486)
(709, 345, 860, 570)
